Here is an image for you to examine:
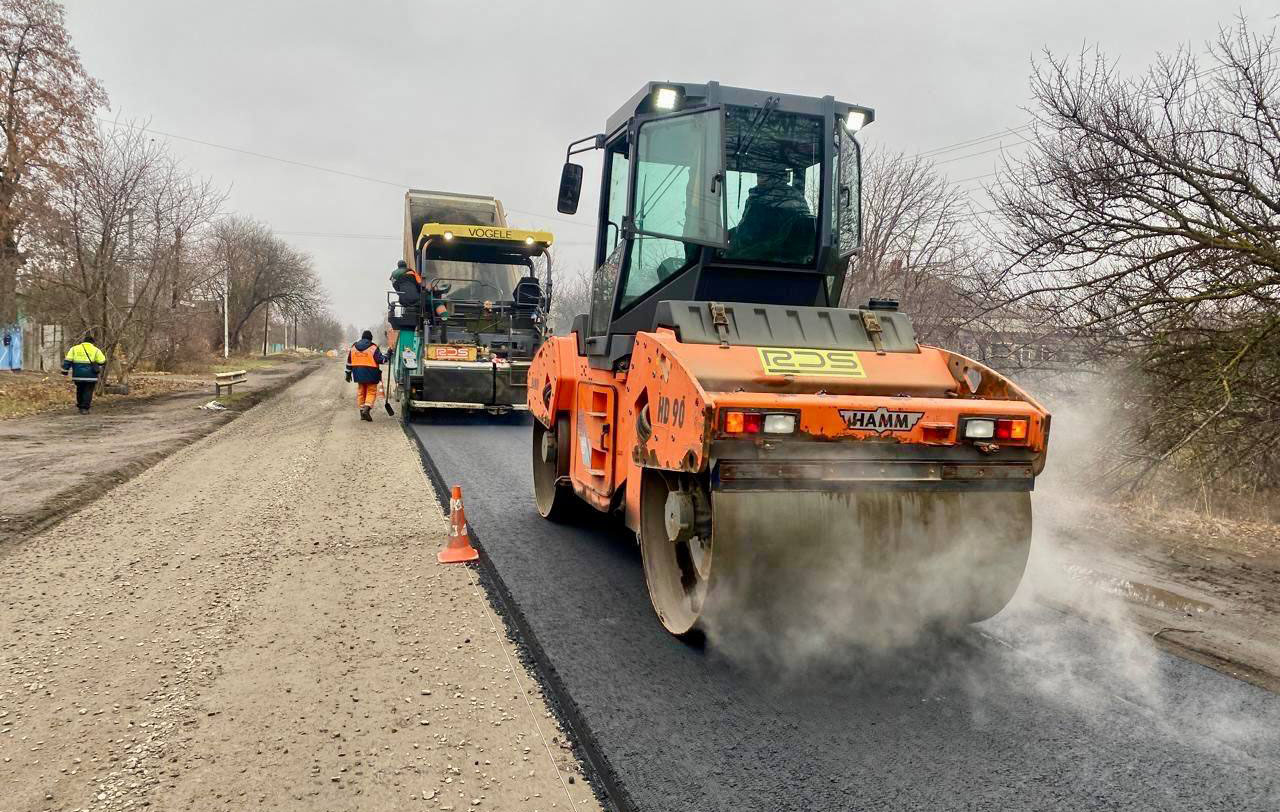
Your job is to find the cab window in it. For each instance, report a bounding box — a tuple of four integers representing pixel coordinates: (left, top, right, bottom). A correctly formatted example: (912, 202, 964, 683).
(620, 236, 694, 310)
(616, 108, 724, 311)
(836, 128, 862, 257)
(604, 140, 629, 257)
(720, 108, 823, 265)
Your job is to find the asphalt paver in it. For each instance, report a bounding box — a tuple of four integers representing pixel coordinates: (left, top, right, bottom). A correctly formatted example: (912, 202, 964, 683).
(411, 416, 1280, 812)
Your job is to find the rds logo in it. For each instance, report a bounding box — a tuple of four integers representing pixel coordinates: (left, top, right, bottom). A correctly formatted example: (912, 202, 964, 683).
(757, 347, 866, 378)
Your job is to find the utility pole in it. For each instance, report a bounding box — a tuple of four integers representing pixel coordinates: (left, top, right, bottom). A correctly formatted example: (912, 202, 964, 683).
(262, 302, 269, 357)
(126, 208, 135, 305)
(222, 274, 229, 359)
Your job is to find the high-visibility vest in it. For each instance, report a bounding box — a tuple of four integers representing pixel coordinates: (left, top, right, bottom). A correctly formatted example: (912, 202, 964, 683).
(65, 343, 105, 364)
(349, 344, 378, 368)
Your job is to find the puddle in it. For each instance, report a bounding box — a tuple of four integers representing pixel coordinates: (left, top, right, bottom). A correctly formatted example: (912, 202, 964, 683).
(1065, 564, 1215, 615)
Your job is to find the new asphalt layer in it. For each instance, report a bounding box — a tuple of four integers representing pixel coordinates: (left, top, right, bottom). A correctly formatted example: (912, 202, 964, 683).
(409, 416, 1280, 812)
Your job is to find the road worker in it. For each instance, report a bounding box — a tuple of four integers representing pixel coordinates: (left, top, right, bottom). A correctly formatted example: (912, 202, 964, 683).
(390, 259, 423, 307)
(725, 167, 811, 260)
(62, 334, 106, 414)
(345, 330, 387, 421)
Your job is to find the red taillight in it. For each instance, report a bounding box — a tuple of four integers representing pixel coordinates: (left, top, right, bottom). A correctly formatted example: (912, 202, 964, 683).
(724, 410, 763, 434)
(994, 418, 1028, 441)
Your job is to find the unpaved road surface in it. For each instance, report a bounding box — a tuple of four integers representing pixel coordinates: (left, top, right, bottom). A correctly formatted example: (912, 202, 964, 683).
(0, 360, 320, 547)
(1049, 516, 1280, 692)
(0, 365, 602, 812)
(413, 417, 1280, 812)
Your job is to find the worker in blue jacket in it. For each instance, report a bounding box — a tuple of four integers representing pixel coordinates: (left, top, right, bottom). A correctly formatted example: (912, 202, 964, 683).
(62, 335, 107, 414)
(345, 330, 387, 421)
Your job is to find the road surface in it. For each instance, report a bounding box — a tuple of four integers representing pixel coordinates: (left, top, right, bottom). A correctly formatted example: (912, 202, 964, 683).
(1, 368, 602, 812)
(411, 415, 1280, 812)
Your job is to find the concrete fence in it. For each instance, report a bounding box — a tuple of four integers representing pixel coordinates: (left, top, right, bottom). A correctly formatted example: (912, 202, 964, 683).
(0, 319, 68, 372)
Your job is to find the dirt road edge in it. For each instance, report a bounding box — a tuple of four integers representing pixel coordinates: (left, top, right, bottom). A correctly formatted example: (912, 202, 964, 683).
(3, 361, 323, 549)
(401, 420, 635, 812)
(1040, 590, 1280, 695)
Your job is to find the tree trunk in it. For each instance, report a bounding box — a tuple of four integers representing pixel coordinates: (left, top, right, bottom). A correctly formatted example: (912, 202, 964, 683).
(0, 236, 18, 325)
(0, 171, 23, 325)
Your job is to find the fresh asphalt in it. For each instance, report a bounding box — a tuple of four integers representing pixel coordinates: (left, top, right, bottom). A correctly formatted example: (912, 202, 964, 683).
(409, 416, 1280, 812)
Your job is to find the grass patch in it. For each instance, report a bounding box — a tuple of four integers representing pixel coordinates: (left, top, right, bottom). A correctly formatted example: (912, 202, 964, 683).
(2, 352, 321, 420)
(208, 354, 290, 374)
(0, 371, 70, 419)
(214, 391, 249, 406)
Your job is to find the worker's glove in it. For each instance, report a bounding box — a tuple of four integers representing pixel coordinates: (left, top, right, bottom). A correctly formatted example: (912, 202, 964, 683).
(344, 371, 352, 383)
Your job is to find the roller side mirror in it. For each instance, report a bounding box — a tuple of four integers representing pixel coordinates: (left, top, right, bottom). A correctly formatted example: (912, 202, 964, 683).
(558, 163, 584, 214)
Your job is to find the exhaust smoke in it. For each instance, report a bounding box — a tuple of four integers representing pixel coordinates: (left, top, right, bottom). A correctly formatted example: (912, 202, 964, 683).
(697, 376, 1280, 768)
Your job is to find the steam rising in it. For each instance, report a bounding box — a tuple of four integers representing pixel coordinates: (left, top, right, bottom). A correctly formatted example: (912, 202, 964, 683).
(698, 375, 1280, 769)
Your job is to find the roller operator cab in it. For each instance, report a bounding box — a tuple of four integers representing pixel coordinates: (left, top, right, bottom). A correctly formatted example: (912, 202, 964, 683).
(528, 82, 1052, 638)
(388, 190, 554, 417)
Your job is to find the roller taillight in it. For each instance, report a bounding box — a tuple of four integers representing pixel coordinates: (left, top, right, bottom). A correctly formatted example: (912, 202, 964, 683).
(723, 410, 795, 435)
(964, 417, 1028, 443)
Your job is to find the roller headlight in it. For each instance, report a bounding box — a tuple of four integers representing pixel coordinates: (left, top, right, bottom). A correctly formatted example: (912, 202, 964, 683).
(654, 87, 680, 110)
(964, 418, 995, 439)
(763, 414, 797, 434)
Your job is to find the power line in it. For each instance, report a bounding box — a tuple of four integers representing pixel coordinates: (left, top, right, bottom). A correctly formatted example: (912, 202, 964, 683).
(916, 124, 1035, 159)
(945, 46, 1280, 194)
(952, 169, 1001, 185)
(909, 45, 1280, 165)
(94, 118, 595, 230)
(934, 142, 1019, 166)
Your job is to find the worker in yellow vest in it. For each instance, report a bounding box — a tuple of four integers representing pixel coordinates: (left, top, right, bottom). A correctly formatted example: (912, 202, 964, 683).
(62, 334, 107, 414)
(345, 330, 387, 421)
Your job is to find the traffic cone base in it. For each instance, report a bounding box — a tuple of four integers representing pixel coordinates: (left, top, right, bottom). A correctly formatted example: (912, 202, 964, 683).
(439, 485, 479, 564)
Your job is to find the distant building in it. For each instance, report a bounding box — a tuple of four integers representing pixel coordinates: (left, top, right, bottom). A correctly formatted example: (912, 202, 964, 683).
(845, 261, 1086, 376)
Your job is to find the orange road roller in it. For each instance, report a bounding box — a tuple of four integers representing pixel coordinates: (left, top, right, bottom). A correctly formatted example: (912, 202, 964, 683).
(528, 81, 1051, 637)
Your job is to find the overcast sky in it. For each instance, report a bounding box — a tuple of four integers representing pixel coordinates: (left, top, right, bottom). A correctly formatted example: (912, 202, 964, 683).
(63, 0, 1275, 331)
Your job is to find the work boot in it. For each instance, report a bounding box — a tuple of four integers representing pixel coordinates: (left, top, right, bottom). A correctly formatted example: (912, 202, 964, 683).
(360, 406, 373, 421)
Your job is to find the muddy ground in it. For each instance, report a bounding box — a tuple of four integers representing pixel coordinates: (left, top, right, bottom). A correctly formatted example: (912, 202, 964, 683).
(0, 360, 320, 547)
(0, 364, 602, 812)
(1045, 504, 1280, 692)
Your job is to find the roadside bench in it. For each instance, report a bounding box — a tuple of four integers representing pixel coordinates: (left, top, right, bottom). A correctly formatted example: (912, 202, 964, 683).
(214, 369, 248, 398)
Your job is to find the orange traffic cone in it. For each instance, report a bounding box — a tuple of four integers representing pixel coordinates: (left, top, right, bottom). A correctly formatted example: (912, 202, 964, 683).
(438, 485, 479, 564)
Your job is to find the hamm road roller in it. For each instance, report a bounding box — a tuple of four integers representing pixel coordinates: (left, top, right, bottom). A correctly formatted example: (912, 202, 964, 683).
(527, 82, 1051, 637)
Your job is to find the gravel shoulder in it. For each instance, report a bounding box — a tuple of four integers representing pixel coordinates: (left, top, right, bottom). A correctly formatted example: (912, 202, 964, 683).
(0, 363, 602, 812)
(0, 360, 320, 547)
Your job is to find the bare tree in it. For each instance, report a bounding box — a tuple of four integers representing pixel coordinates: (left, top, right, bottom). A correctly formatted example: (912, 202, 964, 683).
(296, 308, 342, 350)
(206, 216, 324, 352)
(23, 121, 222, 383)
(992, 18, 1280, 495)
(0, 0, 107, 323)
(840, 147, 983, 344)
(549, 264, 591, 335)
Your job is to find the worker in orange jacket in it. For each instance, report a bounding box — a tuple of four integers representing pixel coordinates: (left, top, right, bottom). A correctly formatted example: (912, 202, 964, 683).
(345, 330, 387, 421)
